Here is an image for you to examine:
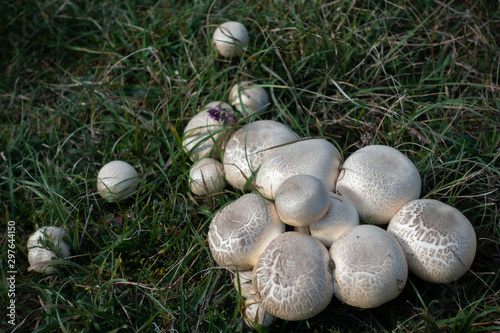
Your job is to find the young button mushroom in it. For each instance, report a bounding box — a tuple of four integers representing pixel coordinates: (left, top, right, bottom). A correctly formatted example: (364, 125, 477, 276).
(387, 199, 477, 284)
(309, 192, 360, 248)
(228, 81, 270, 117)
(208, 193, 285, 270)
(213, 21, 249, 58)
(97, 160, 139, 200)
(336, 145, 421, 225)
(189, 158, 226, 196)
(223, 120, 299, 190)
(274, 174, 331, 232)
(255, 139, 342, 199)
(253, 232, 334, 321)
(330, 224, 408, 308)
(27, 226, 71, 274)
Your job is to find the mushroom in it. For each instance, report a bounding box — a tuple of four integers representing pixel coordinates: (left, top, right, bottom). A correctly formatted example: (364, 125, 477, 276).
(253, 232, 334, 321)
(182, 102, 233, 161)
(309, 192, 360, 248)
(336, 145, 421, 225)
(97, 160, 139, 200)
(27, 226, 71, 274)
(207, 193, 285, 270)
(274, 174, 331, 233)
(387, 199, 477, 283)
(329, 224, 408, 308)
(255, 139, 342, 199)
(189, 158, 226, 196)
(223, 120, 299, 190)
(228, 81, 270, 116)
(213, 21, 249, 58)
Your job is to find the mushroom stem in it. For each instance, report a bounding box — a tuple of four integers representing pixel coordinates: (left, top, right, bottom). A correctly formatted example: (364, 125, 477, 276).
(294, 226, 310, 235)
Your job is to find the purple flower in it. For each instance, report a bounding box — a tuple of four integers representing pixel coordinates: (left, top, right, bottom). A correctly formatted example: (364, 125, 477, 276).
(208, 107, 238, 126)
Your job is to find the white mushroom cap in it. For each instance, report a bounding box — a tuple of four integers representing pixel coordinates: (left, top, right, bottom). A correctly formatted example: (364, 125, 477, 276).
(228, 81, 270, 116)
(208, 193, 285, 270)
(255, 139, 342, 199)
(309, 192, 360, 248)
(97, 160, 139, 200)
(330, 224, 408, 308)
(213, 21, 249, 58)
(182, 102, 233, 161)
(27, 226, 71, 274)
(336, 145, 421, 225)
(275, 174, 331, 227)
(387, 199, 477, 283)
(244, 300, 275, 328)
(223, 120, 299, 190)
(253, 232, 334, 321)
(189, 158, 226, 196)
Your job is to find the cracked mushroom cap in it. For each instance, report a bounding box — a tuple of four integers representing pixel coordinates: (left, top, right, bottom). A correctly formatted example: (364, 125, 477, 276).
(213, 21, 249, 58)
(223, 120, 299, 190)
(182, 102, 233, 161)
(27, 226, 71, 274)
(229, 81, 270, 116)
(387, 199, 477, 283)
(189, 158, 226, 196)
(309, 192, 360, 248)
(97, 160, 139, 200)
(336, 145, 421, 225)
(253, 232, 334, 321)
(275, 174, 331, 228)
(255, 139, 342, 199)
(330, 224, 408, 308)
(208, 193, 285, 270)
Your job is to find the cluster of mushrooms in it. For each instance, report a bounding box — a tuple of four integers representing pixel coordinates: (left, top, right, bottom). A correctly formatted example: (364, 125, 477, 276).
(182, 22, 478, 327)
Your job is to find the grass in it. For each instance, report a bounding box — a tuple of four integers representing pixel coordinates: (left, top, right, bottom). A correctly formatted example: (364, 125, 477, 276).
(1, 0, 499, 332)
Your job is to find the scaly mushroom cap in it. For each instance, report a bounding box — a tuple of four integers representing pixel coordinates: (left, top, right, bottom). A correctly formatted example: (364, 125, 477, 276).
(253, 232, 334, 321)
(309, 192, 360, 247)
(182, 102, 233, 161)
(213, 21, 249, 58)
(27, 226, 71, 274)
(275, 174, 331, 227)
(223, 120, 299, 190)
(189, 158, 226, 196)
(208, 193, 285, 270)
(229, 81, 270, 116)
(330, 224, 408, 308)
(255, 139, 342, 199)
(97, 160, 139, 200)
(387, 199, 477, 283)
(336, 145, 421, 225)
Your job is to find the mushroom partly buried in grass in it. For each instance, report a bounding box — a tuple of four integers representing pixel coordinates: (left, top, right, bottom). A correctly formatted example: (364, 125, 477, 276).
(329, 224, 408, 308)
(387, 199, 477, 284)
(207, 193, 285, 270)
(27, 226, 71, 274)
(336, 145, 421, 225)
(253, 232, 334, 321)
(213, 21, 249, 58)
(228, 81, 270, 117)
(189, 158, 226, 196)
(97, 160, 139, 201)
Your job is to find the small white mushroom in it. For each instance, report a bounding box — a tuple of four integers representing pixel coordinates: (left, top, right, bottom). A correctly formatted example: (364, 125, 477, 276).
(329, 224, 408, 308)
(223, 120, 299, 190)
(387, 199, 477, 283)
(208, 193, 285, 270)
(97, 160, 139, 200)
(255, 139, 342, 199)
(253, 232, 334, 321)
(274, 174, 331, 230)
(189, 158, 226, 196)
(228, 81, 270, 116)
(309, 192, 360, 248)
(27, 226, 71, 274)
(336, 145, 421, 225)
(182, 102, 233, 161)
(213, 21, 249, 58)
